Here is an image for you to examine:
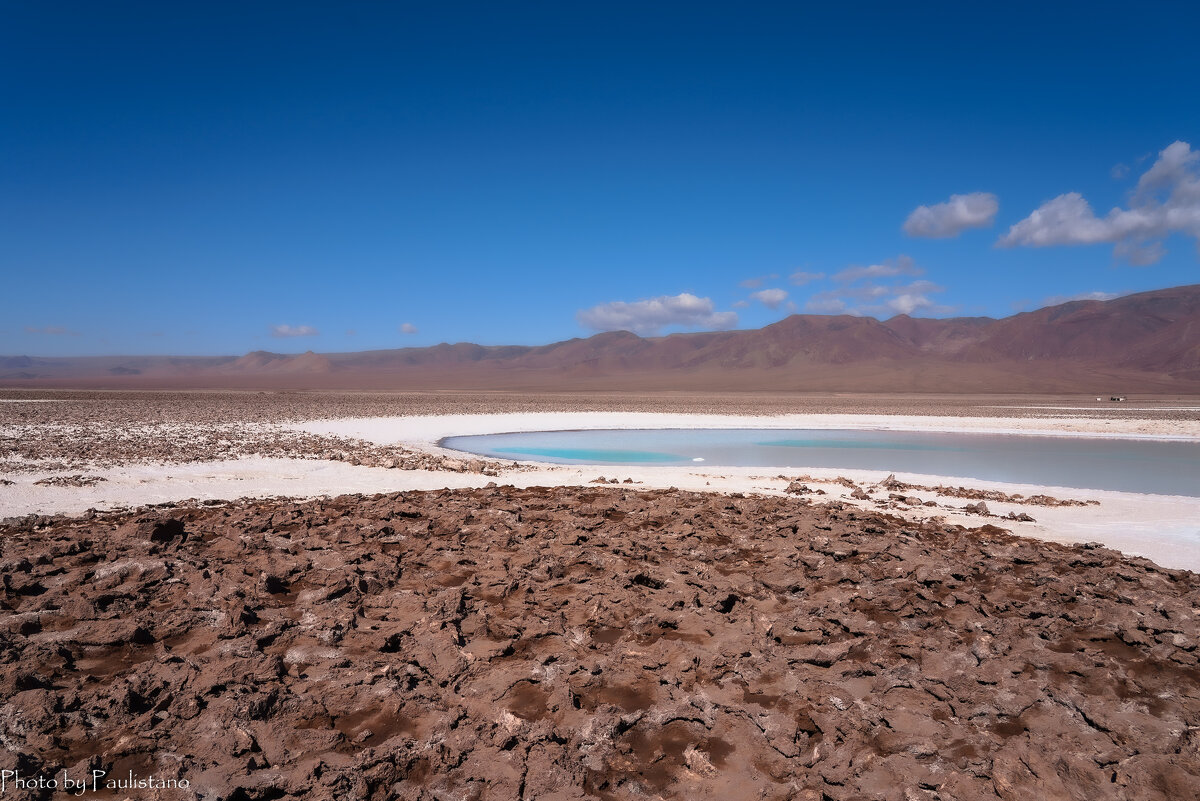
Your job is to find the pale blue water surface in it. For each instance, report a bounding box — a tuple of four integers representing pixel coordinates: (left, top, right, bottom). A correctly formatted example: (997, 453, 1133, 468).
(441, 428, 1200, 497)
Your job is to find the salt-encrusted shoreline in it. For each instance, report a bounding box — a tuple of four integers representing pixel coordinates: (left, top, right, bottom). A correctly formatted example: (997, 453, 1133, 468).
(3, 411, 1198, 570)
(298, 410, 1200, 446)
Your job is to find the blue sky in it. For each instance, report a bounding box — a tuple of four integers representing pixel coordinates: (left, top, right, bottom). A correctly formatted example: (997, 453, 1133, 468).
(2, 1, 1199, 356)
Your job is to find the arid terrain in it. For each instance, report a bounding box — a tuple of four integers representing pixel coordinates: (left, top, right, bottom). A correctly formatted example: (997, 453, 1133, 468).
(3, 486, 1200, 800)
(6, 2, 1198, 798)
(2, 390, 1199, 799)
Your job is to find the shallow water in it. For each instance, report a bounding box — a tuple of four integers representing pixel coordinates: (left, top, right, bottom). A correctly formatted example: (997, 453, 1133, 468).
(442, 428, 1200, 497)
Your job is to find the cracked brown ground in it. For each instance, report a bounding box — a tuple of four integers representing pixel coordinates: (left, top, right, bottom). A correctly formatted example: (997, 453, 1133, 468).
(3, 486, 1198, 800)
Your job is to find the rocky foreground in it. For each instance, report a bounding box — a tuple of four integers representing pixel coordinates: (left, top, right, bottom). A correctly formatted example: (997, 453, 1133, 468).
(2, 487, 1199, 800)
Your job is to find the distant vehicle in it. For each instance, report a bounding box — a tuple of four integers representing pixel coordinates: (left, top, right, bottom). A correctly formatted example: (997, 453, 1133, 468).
(1109, 395, 1127, 402)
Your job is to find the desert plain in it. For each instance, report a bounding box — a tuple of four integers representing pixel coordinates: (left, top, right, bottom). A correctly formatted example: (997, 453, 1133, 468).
(1, 389, 1199, 800)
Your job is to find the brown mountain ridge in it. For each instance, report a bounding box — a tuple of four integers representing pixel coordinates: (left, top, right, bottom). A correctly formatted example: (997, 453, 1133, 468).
(4, 284, 1199, 393)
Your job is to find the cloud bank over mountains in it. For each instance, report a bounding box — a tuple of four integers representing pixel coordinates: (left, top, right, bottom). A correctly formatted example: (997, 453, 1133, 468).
(577, 293, 738, 336)
(806, 256, 950, 318)
(271, 325, 319, 338)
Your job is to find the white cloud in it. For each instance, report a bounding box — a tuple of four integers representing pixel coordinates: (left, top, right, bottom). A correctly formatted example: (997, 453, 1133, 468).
(998, 193, 1124, 246)
(399, 322, 418, 334)
(750, 288, 788, 309)
(789, 270, 825, 285)
(999, 140, 1200, 264)
(833, 254, 922, 283)
(804, 257, 952, 318)
(1136, 140, 1196, 196)
(270, 324, 319, 338)
(886, 292, 940, 316)
(876, 280, 952, 317)
(577, 293, 738, 336)
(806, 286, 950, 317)
(903, 192, 999, 238)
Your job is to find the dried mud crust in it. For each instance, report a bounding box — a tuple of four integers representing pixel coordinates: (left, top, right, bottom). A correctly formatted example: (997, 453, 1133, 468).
(2, 487, 1200, 801)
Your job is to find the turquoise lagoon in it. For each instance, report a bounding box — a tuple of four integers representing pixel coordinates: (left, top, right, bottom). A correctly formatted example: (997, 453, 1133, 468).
(441, 428, 1200, 497)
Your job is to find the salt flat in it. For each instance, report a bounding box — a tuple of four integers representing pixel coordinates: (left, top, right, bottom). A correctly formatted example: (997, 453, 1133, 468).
(296, 410, 1200, 444)
(5, 406, 1198, 570)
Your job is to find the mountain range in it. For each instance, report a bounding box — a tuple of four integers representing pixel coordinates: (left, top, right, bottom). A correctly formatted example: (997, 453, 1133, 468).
(4, 285, 1199, 393)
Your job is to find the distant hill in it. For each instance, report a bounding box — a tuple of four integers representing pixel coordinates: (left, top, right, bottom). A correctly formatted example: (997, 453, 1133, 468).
(4, 285, 1200, 393)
